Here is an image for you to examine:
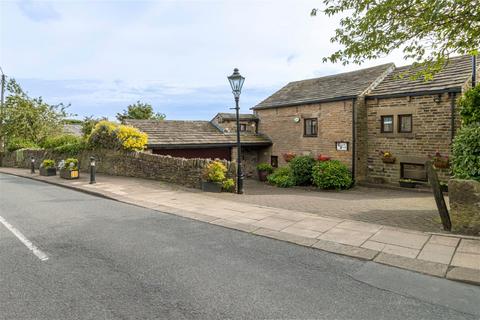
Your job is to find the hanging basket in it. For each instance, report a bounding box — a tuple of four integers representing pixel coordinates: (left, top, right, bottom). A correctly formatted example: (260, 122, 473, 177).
(382, 157, 396, 164)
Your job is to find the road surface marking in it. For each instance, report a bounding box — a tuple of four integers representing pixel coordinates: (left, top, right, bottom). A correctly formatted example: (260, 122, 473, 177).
(0, 215, 49, 261)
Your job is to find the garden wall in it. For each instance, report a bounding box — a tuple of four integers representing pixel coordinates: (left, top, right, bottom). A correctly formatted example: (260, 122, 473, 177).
(448, 179, 480, 235)
(0, 148, 236, 189)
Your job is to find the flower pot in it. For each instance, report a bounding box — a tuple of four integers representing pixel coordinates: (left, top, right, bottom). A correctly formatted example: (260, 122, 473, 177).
(39, 167, 56, 176)
(258, 170, 269, 182)
(433, 159, 449, 169)
(60, 168, 79, 180)
(382, 157, 396, 164)
(399, 181, 416, 188)
(201, 181, 222, 193)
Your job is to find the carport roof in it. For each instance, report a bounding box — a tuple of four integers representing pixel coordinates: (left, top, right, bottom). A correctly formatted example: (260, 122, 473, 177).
(125, 119, 271, 148)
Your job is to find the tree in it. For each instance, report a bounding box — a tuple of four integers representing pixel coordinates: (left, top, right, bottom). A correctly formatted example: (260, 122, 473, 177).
(311, 0, 480, 79)
(116, 101, 166, 123)
(1, 79, 68, 146)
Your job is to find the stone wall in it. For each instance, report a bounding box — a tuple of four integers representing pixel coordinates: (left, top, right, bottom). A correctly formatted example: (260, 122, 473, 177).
(0, 149, 236, 189)
(365, 93, 459, 185)
(449, 179, 480, 235)
(254, 100, 354, 169)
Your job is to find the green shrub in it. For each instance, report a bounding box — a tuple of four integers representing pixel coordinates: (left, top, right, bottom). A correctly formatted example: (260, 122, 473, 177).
(88, 120, 119, 149)
(40, 134, 81, 149)
(312, 160, 352, 190)
(41, 159, 55, 168)
(267, 166, 295, 188)
(459, 85, 480, 125)
(6, 138, 39, 152)
(87, 120, 148, 151)
(64, 158, 78, 171)
(452, 125, 480, 181)
(222, 178, 235, 192)
(53, 139, 87, 155)
(289, 155, 315, 185)
(256, 162, 273, 173)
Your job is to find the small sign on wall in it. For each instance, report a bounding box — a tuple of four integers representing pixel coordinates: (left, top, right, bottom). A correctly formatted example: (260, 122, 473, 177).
(336, 141, 349, 151)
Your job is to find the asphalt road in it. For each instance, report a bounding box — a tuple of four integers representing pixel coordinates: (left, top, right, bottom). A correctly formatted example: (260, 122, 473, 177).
(1, 173, 479, 320)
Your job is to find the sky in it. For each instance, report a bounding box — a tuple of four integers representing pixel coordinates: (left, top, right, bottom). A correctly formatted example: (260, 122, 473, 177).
(0, 0, 410, 120)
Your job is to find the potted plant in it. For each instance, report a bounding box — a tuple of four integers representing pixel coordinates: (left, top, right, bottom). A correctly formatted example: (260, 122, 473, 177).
(282, 152, 296, 163)
(440, 181, 448, 193)
(59, 158, 80, 180)
(399, 178, 416, 188)
(430, 152, 449, 169)
(202, 160, 227, 192)
(256, 163, 273, 181)
(380, 151, 396, 164)
(39, 159, 56, 176)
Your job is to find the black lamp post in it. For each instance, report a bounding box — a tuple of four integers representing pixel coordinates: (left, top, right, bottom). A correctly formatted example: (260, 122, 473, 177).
(228, 68, 245, 194)
(89, 156, 96, 184)
(30, 157, 35, 174)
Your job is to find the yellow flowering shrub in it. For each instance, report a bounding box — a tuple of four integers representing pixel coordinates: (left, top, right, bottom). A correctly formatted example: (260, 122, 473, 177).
(203, 160, 227, 182)
(88, 120, 148, 151)
(115, 125, 148, 151)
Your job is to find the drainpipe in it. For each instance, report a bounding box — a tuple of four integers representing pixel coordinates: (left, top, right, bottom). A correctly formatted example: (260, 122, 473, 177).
(351, 98, 356, 183)
(450, 92, 456, 143)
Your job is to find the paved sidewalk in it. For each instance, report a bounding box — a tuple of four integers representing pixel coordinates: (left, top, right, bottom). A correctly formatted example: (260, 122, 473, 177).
(1, 167, 479, 285)
(207, 179, 443, 232)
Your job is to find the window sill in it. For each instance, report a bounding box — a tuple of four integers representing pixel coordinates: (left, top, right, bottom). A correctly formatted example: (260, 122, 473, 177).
(303, 135, 318, 138)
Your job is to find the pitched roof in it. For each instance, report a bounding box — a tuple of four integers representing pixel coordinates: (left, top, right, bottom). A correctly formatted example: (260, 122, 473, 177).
(125, 119, 271, 148)
(253, 63, 394, 110)
(369, 55, 479, 97)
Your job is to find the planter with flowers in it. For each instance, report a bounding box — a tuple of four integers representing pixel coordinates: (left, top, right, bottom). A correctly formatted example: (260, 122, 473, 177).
(380, 151, 396, 164)
(59, 158, 80, 180)
(256, 163, 273, 182)
(39, 159, 56, 176)
(317, 154, 331, 162)
(282, 152, 296, 163)
(430, 152, 449, 169)
(202, 160, 234, 193)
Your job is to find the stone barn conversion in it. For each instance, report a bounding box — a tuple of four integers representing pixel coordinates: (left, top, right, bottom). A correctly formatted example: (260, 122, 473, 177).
(252, 55, 479, 185)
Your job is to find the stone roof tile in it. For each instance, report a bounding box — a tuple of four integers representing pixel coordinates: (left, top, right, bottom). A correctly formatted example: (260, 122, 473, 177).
(253, 63, 394, 109)
(125, 120, 271, 147)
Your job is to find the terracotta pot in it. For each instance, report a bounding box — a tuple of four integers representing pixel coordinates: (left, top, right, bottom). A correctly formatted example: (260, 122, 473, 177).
(382, 157, 396, 164)
(434, 159, 449, 169)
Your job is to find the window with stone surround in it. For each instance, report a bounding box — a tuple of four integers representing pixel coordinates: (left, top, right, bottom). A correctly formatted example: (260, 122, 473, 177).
(304, 118, 318, 137)
(398, 114, 412, 133)
(240, 124, 247, 132)
(381, 115, 393, 133)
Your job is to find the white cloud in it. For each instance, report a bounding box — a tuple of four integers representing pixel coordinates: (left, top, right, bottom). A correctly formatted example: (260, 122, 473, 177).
(1, 0, 413, 120)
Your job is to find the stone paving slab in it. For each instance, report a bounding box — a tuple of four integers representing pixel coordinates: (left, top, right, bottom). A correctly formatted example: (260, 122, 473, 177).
(1, 168, 479, 286)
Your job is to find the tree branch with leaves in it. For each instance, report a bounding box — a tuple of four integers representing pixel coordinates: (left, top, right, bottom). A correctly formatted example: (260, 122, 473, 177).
(312, 0, 480, 79)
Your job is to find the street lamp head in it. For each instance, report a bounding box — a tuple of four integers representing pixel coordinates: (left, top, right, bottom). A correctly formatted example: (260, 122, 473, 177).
(90, 156, 96, 167)
(228, 68, 245, 98)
